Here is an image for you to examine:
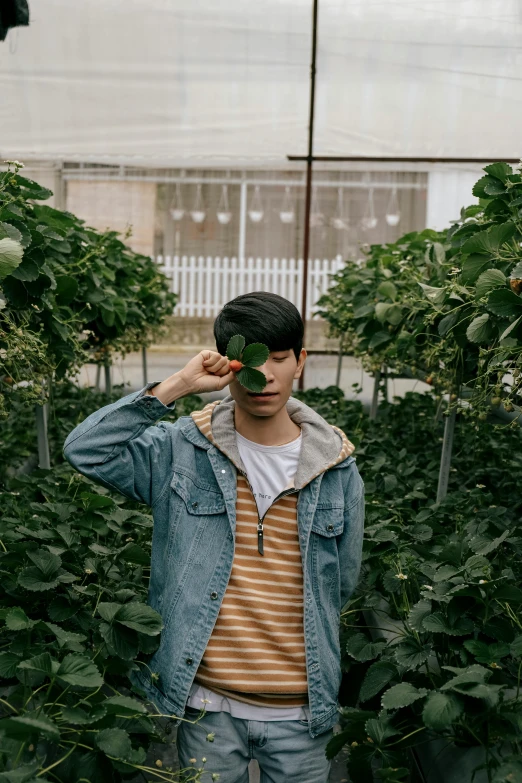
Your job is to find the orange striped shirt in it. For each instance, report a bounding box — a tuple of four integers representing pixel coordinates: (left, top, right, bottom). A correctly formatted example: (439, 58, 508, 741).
(190, 402, 352, 708)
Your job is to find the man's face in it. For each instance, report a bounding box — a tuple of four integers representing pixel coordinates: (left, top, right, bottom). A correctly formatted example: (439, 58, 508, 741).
(229, 348, 306, 417)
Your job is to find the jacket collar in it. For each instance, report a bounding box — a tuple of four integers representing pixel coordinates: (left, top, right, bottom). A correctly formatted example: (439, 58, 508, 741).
(189, 395, 355, 490)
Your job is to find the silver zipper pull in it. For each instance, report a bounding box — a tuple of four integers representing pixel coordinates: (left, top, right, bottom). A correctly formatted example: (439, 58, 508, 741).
(257, 521, 264, 556)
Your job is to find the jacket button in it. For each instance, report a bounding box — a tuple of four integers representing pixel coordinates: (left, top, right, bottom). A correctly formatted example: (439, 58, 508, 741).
(327, 524, 334, 531)
(186, 657, 193, 665)
(192, 502, 198, 509)
(210, 591, 218, 600)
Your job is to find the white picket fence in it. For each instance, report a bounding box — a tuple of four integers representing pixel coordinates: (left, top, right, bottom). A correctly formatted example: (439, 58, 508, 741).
(154, 255, 345, 319)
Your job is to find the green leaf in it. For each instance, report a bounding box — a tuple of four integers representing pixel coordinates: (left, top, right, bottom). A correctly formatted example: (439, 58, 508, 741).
(60, 705, 107, 725)
(422, 612, 474, 636)
(26, 548, 61, 575)
(493, 584, 522, 603)
(407, 599, 432, 632)
(100, 622, 139, 660)
(55, 275, 78, 305)
(475, 269, 506, 298)
(359, 661, 397, 703)
(365, 716, 401, 745)
(419, 283, 446, 305)
(226, 334, 245, 361)
(10, 257, 40, 282)
(461, 254, 490, 285)
(96, 727, 132, 760)
(0, 237, 23, 279)
(104, 695, 148, 716)
(368, 331, 392, 350)
(488, 288, 522, 317)
(462, 222, 515, 255)
(381, 682, 428, 710)
(432, 242, 446, 264)
(346, 632, 386, 662)
(0, 220, 22, 242)
(375, 302, 392, 323)
(438, 310, 459, 336)
(119, 543, 150, 565)
(235, 366, 267, 393)
(470, 529, 510, 556)
(483, 162, 513, 183)
(466, 314, 493, 344)
(17, 653, 54, 678)
(0, 652, 22, 678)
(394, 638, 432, 670)
(56, 654, 103, 688)
(5, 607, 37, 631)
(499, 315, 522, 341)
(422, 692, 463, 731)
(377, 281, 397, 301)
(97, 602, 122, 623)
(15, 174, 54, 200)
(0, 715, 60, 742)
(241, 342, 269, 368)
(114, 602, 163, 636)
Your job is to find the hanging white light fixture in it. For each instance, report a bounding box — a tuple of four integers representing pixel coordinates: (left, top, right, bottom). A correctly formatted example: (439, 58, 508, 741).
(361, 186, 378, 231)
(385, 178, 401, 226)
(279, 186, 295, 224)
(169, 182, 185, 221)
(248, 185, 264, 223)
(216, 184, 232, 225)
(190, 183, 206, 224)
(310, 186, 324, 227)
(331, 187, 349, 231)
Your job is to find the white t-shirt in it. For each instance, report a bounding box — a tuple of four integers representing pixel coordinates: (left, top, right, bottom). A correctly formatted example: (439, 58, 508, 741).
(187, 430, 309, 722)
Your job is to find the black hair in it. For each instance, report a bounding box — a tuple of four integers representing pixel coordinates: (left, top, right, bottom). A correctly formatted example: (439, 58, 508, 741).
(214, 292, 304, 360)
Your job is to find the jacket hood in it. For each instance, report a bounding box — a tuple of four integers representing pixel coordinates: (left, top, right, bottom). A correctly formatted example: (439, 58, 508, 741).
(191, 395, 355, 490)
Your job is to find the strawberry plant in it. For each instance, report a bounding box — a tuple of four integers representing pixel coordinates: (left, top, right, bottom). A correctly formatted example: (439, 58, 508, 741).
(296, 387, 522, 782)
(226, 334, 269, 392)
(0, 161, 176, 418)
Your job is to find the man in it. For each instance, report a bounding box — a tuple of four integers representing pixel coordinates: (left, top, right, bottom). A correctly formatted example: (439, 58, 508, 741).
(63, 292, 364, 783)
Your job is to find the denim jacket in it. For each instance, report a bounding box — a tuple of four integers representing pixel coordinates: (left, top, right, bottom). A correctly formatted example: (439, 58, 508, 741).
(63, 383, 365, 738)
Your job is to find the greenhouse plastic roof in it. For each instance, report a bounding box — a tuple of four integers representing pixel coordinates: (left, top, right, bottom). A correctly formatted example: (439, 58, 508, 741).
(1, 0, 522, 166)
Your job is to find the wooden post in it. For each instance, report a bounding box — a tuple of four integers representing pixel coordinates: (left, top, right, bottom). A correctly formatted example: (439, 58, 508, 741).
(298, 0, 319, 391)
(35, 401, 51, 469)
(142, 345, 148, 387)
(335, 334, 344, 388)
(104, 361, 112, 397)
(95, 364, 101, 392)
(436, 405, 457, 502)
(370, 369, 381, 420)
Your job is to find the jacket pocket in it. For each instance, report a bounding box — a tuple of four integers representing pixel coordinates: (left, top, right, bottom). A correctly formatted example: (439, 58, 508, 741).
(311, 505, 344, 538)
(167, 470, 227, 566)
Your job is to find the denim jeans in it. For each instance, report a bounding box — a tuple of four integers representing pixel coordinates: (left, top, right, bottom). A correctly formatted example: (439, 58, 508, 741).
(177, 706, 333, 783)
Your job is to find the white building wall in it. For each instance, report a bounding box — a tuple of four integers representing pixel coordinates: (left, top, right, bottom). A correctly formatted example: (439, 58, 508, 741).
(426, 168, 482, 232)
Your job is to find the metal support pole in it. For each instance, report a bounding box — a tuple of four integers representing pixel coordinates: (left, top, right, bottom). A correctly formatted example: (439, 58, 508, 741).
(239, 178, 247, 261)
(298, 0, 319, 392)
(142, 345, 148, 387)
(436, 405, 457, 502)
(95, 364, 101, 392)
(369, 370, 381, 420)
(35, 402, 51, 469)
(335, 334, 344, 388)
(104, 361, 112, 397)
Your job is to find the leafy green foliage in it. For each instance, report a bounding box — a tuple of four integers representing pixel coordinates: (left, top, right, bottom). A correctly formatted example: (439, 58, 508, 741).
(0, 388, 206, 781)
(0, 161, 176, 419)
(318, 161, 522, 417)
(225, 334, 269, 391)
(295, 387, 522, 782)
